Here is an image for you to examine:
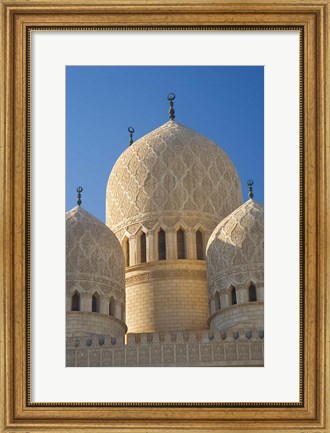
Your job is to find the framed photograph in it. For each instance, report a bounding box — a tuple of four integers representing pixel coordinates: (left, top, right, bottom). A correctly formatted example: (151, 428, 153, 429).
(1, 0, 329, 432)
(65, 65, 265, 369)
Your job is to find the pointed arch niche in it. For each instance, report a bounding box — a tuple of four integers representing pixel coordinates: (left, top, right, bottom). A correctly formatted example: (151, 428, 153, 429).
(140, 232, 146, 263)
(158, 229, 166, 260)
(122, 236, 130, 267)
(249, 282, 257, 302)
(177, 228, 185, 259)
(109, 296, 115, 316)
(196, 229, 204, 260)
(214, 291, 221, 311)
(71, 291, 80, 311)
(92, 292, 100, 313)
(230, 286, 237, 306)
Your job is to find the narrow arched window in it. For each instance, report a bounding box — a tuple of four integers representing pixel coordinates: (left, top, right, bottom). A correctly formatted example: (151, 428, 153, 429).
(158, 229, 166, 260)
(71, 292, 80, 311)
(123, 237, 130, 267)
(215, 291, 221, 311)
(231, 287, 237, 305)
(249, 283, 257, 302)
(177, 229, 185, 259)
(140, 232, 146, 263)
(196, 230, 204, 260)
(109, 296, 115, 316)
(92, 293, 100, 313)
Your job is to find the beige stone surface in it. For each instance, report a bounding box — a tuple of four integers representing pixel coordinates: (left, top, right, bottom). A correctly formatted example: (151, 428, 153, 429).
(125, 260, 209, 333)
(66, 311, 127, 337)
(206, 199, 264, 280)
(66, 206, 126, 311)
(66, 121, 264, 367)
(206, 199, 264, 332)
(66, 329, 264, 367)
(106, 120, 242, 236)
(208, 302, 264, 332)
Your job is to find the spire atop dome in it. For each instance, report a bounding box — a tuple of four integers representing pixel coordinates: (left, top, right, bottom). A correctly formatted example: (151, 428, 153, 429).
(167, 93, 176, 120)
(247, 179, 254, 199)
(128, 127, 135, 146)
(76, 186, 83, 206)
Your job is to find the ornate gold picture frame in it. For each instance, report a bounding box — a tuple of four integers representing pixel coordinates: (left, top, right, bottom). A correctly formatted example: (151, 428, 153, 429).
(0, 0, 329, 431)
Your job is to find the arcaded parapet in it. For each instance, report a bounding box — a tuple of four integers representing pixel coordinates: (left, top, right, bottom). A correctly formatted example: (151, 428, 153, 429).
(125, 260, 209, 333)
(206, 199, 264, 332)
(66, 329, 264, 367)
(106, 120, 242, 236)
(66, 206, 126, 335)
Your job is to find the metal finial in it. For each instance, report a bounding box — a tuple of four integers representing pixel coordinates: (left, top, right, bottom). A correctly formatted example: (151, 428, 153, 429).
(128, 127, 135, 146)
(247, 179, 254, 199)
(76, 186, 83, 206)
(167, 93, 176, 120)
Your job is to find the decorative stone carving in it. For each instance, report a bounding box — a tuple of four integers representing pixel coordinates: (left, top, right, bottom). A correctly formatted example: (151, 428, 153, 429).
(89, 350, 101, 367)
(206, 199, 264, 286)
(66, 329, 263, 367)
(163, 345, 175, 365)
(66, 206, 125, 305)
(101, 349, 113, 367)
(66, 350, 75, 367)
(206, 199, 264, 333)
(106, 121, 242, 235)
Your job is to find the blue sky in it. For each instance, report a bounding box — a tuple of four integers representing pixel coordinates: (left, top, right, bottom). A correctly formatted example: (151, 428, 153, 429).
(66, 66, 264, 222)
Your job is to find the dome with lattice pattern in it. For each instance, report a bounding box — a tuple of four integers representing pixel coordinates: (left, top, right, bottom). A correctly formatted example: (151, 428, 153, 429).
(206, 199, 264, 285)
(66, 206, 125, 302)
(106, 120, 242, 235)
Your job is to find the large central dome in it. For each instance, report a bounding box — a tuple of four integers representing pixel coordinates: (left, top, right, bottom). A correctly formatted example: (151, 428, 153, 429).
(106, 121, 242, 236)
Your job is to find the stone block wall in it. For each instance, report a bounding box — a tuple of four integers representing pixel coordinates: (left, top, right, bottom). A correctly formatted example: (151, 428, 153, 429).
(208, 302, 264, 333)
(125, 260, 209, 333)
(66, 311, 127, 337)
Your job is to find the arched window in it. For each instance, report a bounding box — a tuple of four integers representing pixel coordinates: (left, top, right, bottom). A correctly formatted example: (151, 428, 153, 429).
(109, 296, 115, 316)
(215, 291, 221, 311)
(71, 291, 80, 311)
(249, 283, 257, 302)
(92, 292, 100, 313)
(231, 287, 237, 305)
(177, 229, 185, 259)
(123, 237, 130, 267)
(196, 230, 204, 260)
(140, 232, 146, 263)
(158, 229, 166, 260)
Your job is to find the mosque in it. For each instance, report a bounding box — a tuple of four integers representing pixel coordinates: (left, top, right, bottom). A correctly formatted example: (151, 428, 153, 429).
(66, 94, 264, 367)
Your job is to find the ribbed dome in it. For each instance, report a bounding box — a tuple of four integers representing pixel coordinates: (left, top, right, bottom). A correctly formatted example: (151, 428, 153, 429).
(106, 121, 242, 234)
(66, 206, 125, 300)
(206, 199, 264, 282)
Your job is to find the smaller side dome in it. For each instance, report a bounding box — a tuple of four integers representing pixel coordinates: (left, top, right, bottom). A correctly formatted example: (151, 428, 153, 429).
(66, 206, 126, 337)
(66, 206, 125, 292)
(206, 199, 264, 333)
(206, 199, 264, 279)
